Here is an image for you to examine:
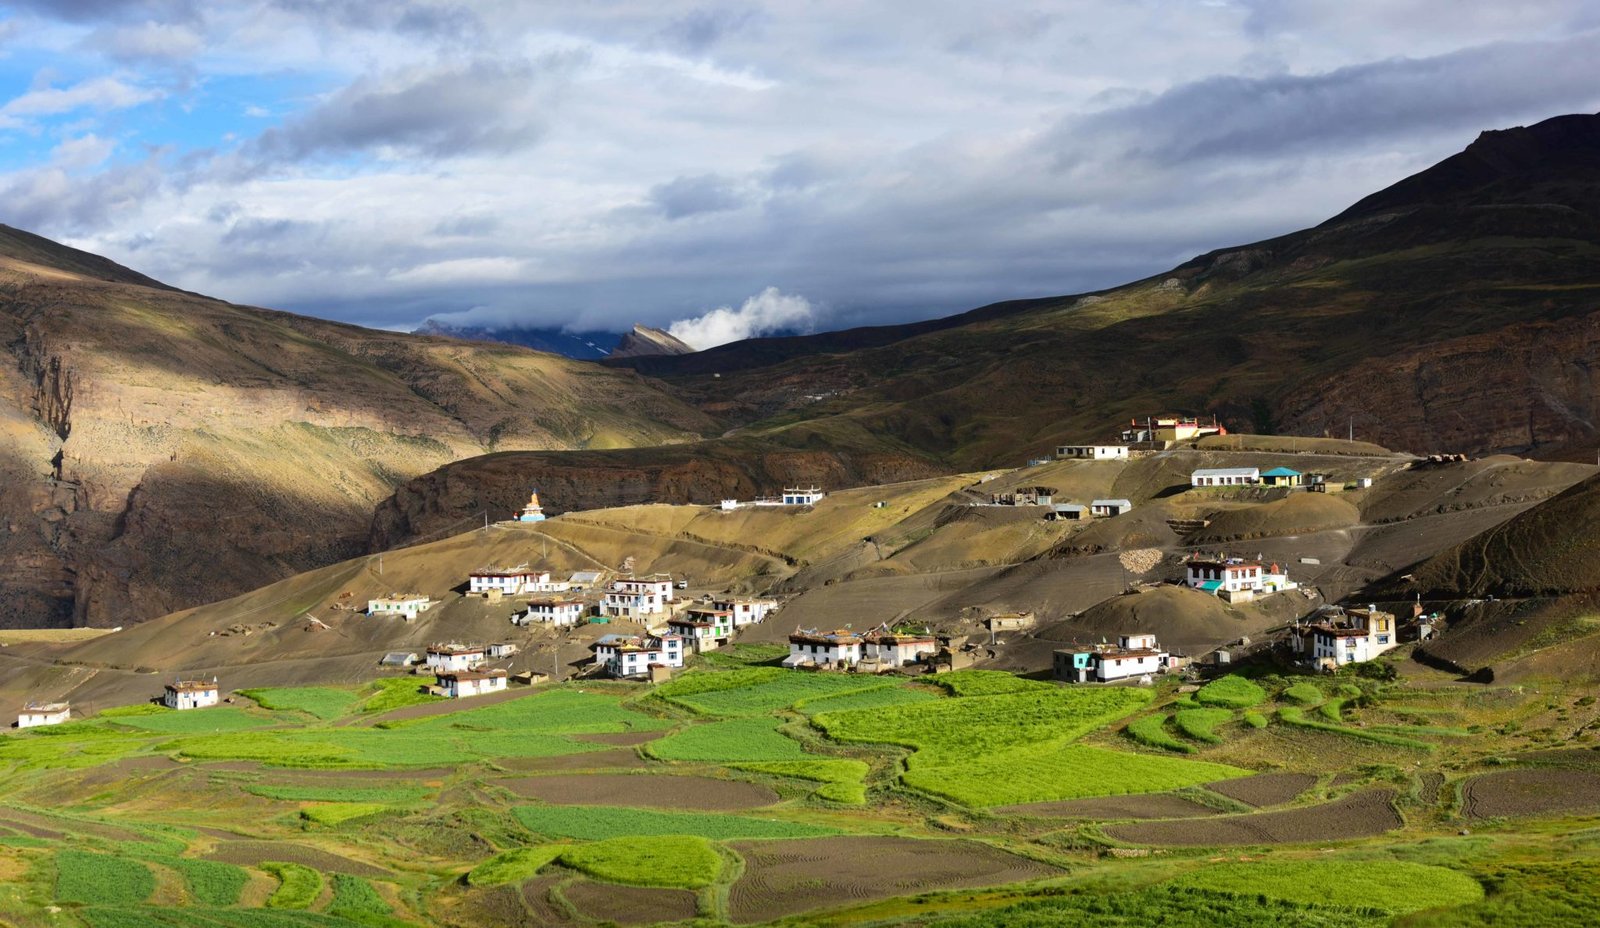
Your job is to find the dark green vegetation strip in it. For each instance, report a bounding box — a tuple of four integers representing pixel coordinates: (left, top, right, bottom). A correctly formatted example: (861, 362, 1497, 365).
(513, 803, 839, 840)
(262, 861, 323, 909)
(55, 851, 156, 905)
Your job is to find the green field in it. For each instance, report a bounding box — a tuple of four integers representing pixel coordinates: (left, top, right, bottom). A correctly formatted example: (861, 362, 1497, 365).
(241, 687, 361, 720)
(648, 717, 812, 762)
(656, 667, 899, 716)
(512, 803, 839, 840)
(466, 846, 567, 886)
(55, 851, 156, 905)
(1167, 860, 1485, 914)
(560, 835, 722, 888)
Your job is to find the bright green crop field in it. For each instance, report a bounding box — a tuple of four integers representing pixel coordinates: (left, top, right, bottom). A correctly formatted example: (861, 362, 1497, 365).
(0, 660, 1582, 927)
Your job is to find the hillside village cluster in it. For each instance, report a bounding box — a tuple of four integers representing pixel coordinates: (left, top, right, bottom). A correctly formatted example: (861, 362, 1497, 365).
(14, 418, 1429, 728)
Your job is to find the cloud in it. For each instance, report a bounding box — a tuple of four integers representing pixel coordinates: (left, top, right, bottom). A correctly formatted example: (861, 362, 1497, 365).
(51, 133, 116, 170)
(86, 21, 203, 62)
(654, 7, 761, 54)
(649, 173, 745, 219)
(246, 56, 577, 164)
(2, 0, 198, 24)
(0, 75, 162, 122)
(667, 287, 817, 348)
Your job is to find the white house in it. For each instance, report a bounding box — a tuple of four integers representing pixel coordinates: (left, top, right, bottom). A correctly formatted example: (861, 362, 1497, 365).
(1049, 503, 1088, 521)
(367, 594, 431, 620)
(602, 575, 676, 619)
(712, 597, 777, 627)
(486, 642, 519, 660)
(1091, 498, 1133, 517)
(164, 678, 220, 710)
(1191, 467, 1260, 487)
(720, 499, 741, 511)
(1056, 634, 1169, 683)
(1056, 445, 1130, 460)
(566, 570, 606, 590)
(437, 669, 508, 698)
(16, 701, 70, 728)
(863, 633, 937, 668)
(593, 633, 685, 678)
(781, 487, 825, 505)
(518, 598, 588, 627)
(380, 651, 417, 668)
(425, 644, 485, 673)
(1186, 556, 1296, 601)
(1298, 606, 1398, 669)
(784, 629, 864, 669)
(667, 608, 735, 652)
(468, 566, 552, 596)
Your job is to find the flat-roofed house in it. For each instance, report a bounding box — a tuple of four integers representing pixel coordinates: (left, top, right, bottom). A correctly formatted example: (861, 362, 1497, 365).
(593, 634, 685, 678)
(437, 669, 508, 698)
(16, 701, 70, 728)
(601, 575, 675, 619)
(785, 629, 863, 669)
(863, 633, 937, 668)
(1186, 556, 1296, 602)
(985, 612, 1036, 632)
(1049, 503, 1088, 521)
(1055, 634, 1170, 683)
(1056, 445, 1130, 460)
(1191, 467, 1259, 487)
(425, 644, 484, 673)
(1091, 498, 1133, 517)
(164, 678, 220, 710)
(367, 594, 431, 620)
(468, 566, 550, 596)
(518, 598, 587, 627)
(712, 597, 778, 627)
(667, 607, 735, 652)
(1295, 606, 1399, 669)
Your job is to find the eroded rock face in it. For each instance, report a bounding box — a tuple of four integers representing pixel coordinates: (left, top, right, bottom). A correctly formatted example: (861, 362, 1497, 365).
(367, 447, 946, 550)
(0, 229, 714, 629)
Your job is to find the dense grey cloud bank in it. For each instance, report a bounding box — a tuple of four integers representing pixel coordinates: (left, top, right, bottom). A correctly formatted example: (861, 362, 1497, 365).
(0, 1, 1597, 338)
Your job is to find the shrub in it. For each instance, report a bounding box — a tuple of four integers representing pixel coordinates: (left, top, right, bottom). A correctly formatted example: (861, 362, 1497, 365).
(559, 836, 722, 888)
(55, 851, 156, 905)
(467, 847, 566, 886)
(1126, 714, 1194, 754)
(1195, 676, 1266, 709)
(260, 861, 322, 909)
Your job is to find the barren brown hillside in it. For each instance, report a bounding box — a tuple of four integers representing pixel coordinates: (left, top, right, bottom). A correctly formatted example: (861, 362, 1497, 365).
(0, 227, 715, 630)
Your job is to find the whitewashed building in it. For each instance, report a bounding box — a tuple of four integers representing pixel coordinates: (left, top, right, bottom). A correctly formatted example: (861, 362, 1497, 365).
(425, 644, 485, 673)
(593, 634, 685, 678)
(1191, 467, 1260, 487)
(164, 678, 220, 710)
(437, 669, 508, 698)
(601, 575, 676, 619)
(518, 598, 588, 627)
(668, 608, 735, 652)
(863, 633, 937, 668)
(367, 594, 431, 620)
(1055, 634, 1169, 683)
(781, 487, 825, 505)
(486, 642, 519, 659)
(1056, 445, 1130, 460)
(785, 629, 864, 669)
(468, 566, 551, 596)
(712, 597, 778, 627)
(16, 701, 70, 728)
(1186, 557, 1296, 601)
(1091, 498, 1133, 517)
(1298, 606, 1399, 669)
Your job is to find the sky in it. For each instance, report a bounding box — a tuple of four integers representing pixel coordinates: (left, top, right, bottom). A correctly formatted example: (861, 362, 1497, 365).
(1, 2, 1599, 348)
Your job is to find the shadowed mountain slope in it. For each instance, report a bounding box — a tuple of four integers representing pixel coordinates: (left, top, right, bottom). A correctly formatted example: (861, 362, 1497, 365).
(0, 231, 714, 629)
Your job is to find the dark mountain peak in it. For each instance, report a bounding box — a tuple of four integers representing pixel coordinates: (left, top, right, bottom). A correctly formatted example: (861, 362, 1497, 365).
(0, 223, 174, 291)
(1334, 111, 1600, 221)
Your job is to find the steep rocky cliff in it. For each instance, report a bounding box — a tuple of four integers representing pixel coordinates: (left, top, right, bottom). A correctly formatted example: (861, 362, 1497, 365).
(0, 229, 714, 629)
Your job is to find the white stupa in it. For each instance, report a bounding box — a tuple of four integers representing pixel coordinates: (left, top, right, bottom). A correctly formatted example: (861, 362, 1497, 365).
(518, 489, 546, 522)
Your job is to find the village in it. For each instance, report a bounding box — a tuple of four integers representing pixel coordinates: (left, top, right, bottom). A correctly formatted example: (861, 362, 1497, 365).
(11, 415, 1443, 729)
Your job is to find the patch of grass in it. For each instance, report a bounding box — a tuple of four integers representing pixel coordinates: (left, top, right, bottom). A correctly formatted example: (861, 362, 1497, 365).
(1175, 708, 1234, 744)
(793, 685, 939, 715)
(697, 644, 788, 668)
(648, 717, 809, 762)
(1403, 862, 1600, 927)
(98, 704, 170, 718)
(55, 851, 156, 905)
(244, 785, 433, 804)
(1126, 714, 1194, 754)
(1166, 860, 1483, 914)
(109, 708, 277, 735)
(728, 759, 870, 804)
(261, 861, 322, 909)
(1278, 707, 1431, 750)
(1319, 698, 1348, 722)
(512, 804, 838, 840)
(327, 874, 409, 927)
(300, 803, 388, 827)
(930, 886, 1386, 927)
(932, 670, 1054, 697)
(558, 835, 721, 888)
(397, 689, 671, 735)
(467, 847, 567, 886)
(1283, 683, 1324, 705)
(1196, 676, 1266, 709)
(658, 668, 897, 717)
(240, 687, 359, 721)
(154, 857, 249, 906)
(360, 678, 444, 714)
(1244, 711, 1269, 729)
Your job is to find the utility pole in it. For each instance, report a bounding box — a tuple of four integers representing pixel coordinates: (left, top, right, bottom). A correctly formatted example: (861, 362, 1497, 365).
(1349, 416, 1354, 442)
(483, 512, 489, 533)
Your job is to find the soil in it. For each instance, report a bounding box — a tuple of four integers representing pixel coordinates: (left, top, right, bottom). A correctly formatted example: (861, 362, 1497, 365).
(496, 773, 779, 810)
(493, 749, 647, 773)
(572, 730, 667, 746)
(1205, 773, 1317, 808)
(203, 840, 390, 877)
(727, 836, 1059, 923)
(562, 881, 699, 924)
(992, 794, 1219, 820)
(199, 761, 457, 780)
(1105, 789, 1402, 847)
(1461, 769, 1600, 819)
(520, 875, 575, 925)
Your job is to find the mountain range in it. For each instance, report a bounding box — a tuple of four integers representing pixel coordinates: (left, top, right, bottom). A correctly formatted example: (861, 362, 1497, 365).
(6, 111, 1600, 630)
